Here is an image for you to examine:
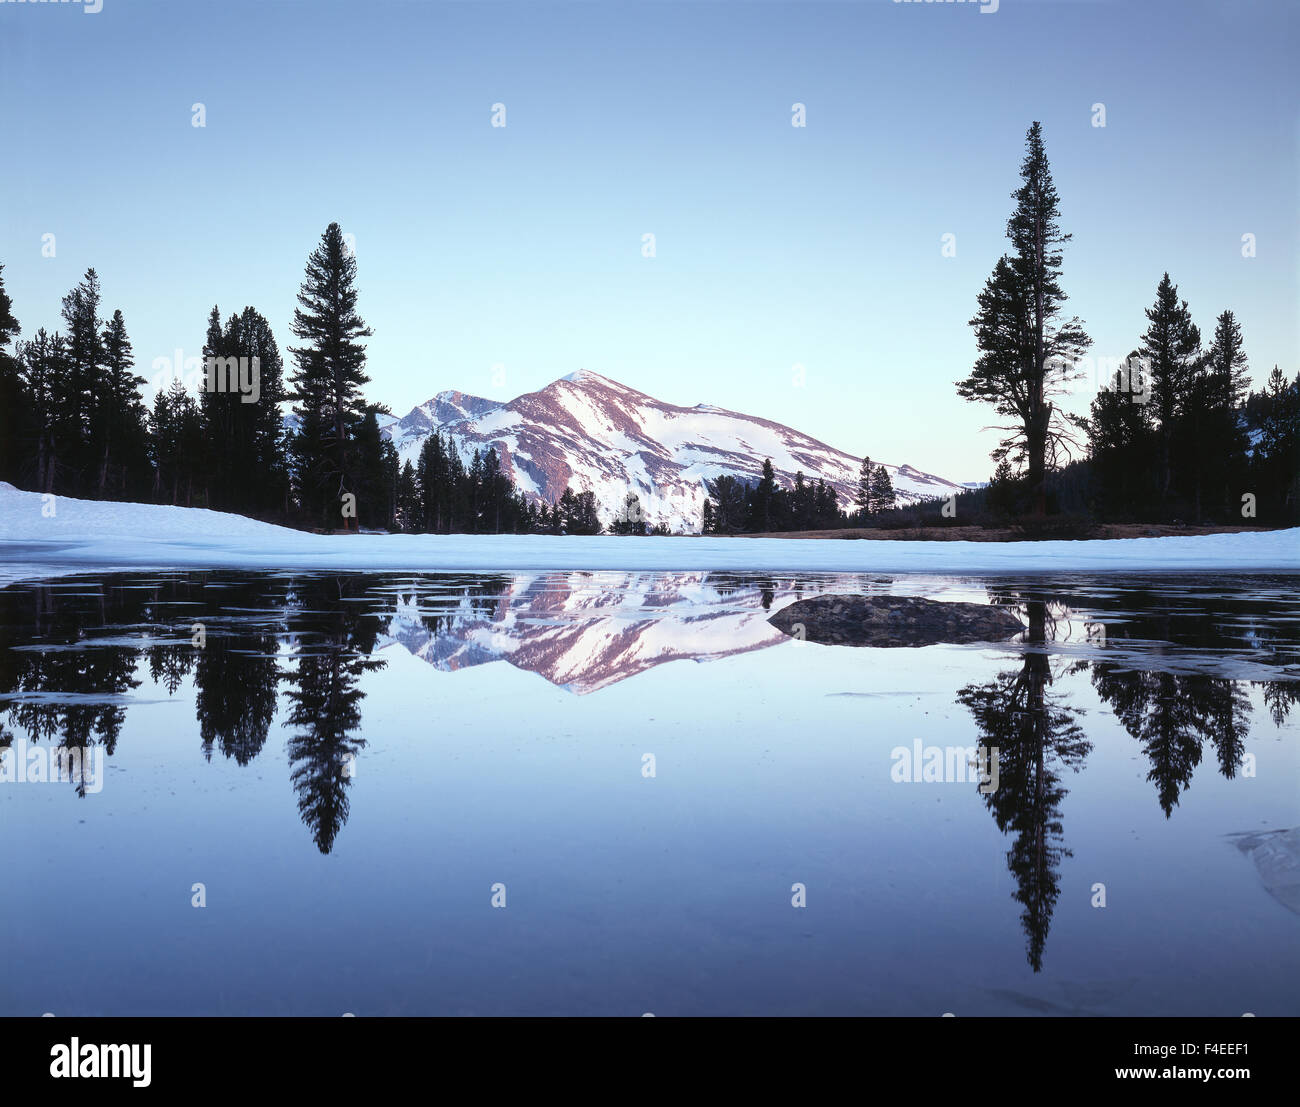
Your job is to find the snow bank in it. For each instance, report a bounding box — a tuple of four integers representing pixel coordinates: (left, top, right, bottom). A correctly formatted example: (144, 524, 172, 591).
(0, 484, 1296, 578)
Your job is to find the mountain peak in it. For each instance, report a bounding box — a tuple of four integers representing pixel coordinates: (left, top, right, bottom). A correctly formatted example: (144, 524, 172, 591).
(550, 370, 652, 399)
(558, 369, 608, 386)
(382, 375, 966, 530)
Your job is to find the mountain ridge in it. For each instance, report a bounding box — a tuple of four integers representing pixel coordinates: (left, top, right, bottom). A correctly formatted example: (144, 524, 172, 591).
(380, 370, 965, 532)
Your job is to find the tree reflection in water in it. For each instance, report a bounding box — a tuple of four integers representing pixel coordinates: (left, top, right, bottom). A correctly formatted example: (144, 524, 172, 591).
(0, 571, 1295, 928)
(957, 599, 1090, 972)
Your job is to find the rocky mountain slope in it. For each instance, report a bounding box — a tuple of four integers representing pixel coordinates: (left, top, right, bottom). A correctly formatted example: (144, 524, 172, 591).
(381, 370, 964, 531)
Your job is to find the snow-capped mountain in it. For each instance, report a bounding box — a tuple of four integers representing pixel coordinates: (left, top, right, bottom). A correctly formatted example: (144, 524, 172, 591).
(381, 370, 963, 532)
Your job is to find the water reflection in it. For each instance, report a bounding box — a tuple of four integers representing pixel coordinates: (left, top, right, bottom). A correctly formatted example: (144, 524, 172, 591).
(956, 600, 1091, 971)
(1, 570, 1297, 972)
(282, 579, 385, 854)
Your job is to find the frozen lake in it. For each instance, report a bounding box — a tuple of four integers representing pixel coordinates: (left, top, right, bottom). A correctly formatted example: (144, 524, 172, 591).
(1, 569, 1297, 1015)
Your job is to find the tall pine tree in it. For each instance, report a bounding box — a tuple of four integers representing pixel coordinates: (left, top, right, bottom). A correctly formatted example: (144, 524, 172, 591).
(855, 456, 873, 521)
(869, 463, 895, 514)
(59, 268, 106, 494)
(288, 223, 373, 525)
(1192, 309, 1250, 519)
(750, 458, 777, 531)
(958, 123, 1091, 516)
(98, 308, 150, 499)
(1138, 273, 1201, 511)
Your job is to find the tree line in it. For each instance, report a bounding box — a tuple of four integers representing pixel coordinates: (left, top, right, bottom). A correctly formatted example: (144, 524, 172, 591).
(703, 459, 839, 534)
(0, 228, 627, 536)
(1084, 292, 1297, 522)
(957, 121, 1298, 526)
(0, 228, 399, 528)
(409, 429, 613, 535)
(700, 456, 897, 534)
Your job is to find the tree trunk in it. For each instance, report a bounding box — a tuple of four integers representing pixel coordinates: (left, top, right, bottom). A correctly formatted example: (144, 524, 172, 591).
(1032, 208, 1048, 518)
(1159, 427, 1171, 511)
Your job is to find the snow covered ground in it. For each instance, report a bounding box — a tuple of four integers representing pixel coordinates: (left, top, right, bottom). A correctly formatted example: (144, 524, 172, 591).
(0, 483, 1296, 581)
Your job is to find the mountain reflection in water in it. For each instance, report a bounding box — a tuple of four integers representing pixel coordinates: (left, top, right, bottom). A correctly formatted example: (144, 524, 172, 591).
(1, 570, 1297, 984)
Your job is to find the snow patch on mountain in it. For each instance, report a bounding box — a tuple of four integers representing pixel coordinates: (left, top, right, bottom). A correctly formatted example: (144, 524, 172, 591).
(382, 371, 967, 532)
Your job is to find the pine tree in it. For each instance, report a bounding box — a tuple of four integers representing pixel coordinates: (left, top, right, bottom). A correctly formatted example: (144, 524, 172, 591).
(59, 268, 106, 494)
(813, 479, 838, 528)
(1086, 352, 1153, 518)
(558, 487, 577, 533)
(482, 447, 512, 533)
(16, 329, 66, 492)
(790, 471, 812, 529)
(396, 460, 420, 532)
(149, 384, 175, 502)
(150, 379, 204, 506)
(706, 475, 748, 533)
(417, 431, 446, 532)
(869, 464, 895, 514)
(1193, 309, 1250, 519)
(99, 309, 150, 499)
(750, 458, 777, 531)
(988, 459, 1017, 516)
(198, 305, 287, 513)
(1205, 310, 1249, 411)
(1139, 273, 1201, 510)
(1255, 366, 1299, 520)
(238, 306, 290, 515)
(288, 223, 373, 524)
(855, 456, 873, 521)
(572, 490, 602, 535)
(467, 449, 485, 531)
(0, 264, 23, 485)
(612, 490, 647, 535)
(446, 441, 467, 530)
(353, 408, 393, 529)
(957, 123, 1091, 516)
(199, 305, 232, 505)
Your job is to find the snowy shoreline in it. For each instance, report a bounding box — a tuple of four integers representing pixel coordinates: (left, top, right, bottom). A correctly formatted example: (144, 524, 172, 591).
(0, 484, 1297, 579)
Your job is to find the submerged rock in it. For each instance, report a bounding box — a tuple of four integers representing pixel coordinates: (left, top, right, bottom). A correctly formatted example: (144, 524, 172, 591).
(768, 594, 1025, 648)
(1228, 828, 1300, 916)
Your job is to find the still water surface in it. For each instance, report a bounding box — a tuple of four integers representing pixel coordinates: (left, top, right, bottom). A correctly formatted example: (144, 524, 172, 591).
(1, 570, 1297, 1015)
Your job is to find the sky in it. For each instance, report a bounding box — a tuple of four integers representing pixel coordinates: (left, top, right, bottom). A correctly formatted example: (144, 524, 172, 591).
(1, 0, 1296, 482)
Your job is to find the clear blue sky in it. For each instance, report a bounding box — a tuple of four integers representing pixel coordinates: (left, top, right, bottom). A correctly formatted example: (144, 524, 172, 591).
(2, 0, 1295, 480)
